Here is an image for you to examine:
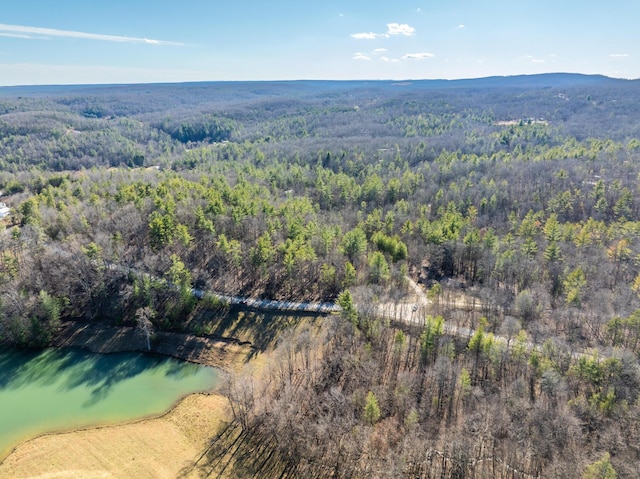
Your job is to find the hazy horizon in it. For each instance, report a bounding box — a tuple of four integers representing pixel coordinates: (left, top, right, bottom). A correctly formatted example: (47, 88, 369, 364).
(2, 1, 639, 86)
(0, 72, 636, 90)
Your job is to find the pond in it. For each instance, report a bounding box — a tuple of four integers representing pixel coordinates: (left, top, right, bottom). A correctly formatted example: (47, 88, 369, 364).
(0, 347, 220, 459)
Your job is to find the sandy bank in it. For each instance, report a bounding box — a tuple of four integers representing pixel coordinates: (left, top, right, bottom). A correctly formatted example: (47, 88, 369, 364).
(0, 393, 230, 479)
(0, 320, 254, 478)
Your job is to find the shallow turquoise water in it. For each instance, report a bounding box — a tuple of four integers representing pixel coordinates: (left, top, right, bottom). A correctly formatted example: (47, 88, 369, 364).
(0, 347, 219, 458)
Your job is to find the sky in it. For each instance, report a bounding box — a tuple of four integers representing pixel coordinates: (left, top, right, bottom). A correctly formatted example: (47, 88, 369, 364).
(0, 0, 639, 86)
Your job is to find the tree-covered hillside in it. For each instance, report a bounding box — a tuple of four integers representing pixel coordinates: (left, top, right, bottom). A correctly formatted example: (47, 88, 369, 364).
(2, 74, 640, 477)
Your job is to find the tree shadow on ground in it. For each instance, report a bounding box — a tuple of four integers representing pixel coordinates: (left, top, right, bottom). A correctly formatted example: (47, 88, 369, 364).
(203, 306, 323, 361)
(178, 422, 289, 479)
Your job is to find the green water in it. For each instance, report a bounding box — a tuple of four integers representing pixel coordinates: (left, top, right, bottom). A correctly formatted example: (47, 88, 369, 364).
(0, 347, 220, 458)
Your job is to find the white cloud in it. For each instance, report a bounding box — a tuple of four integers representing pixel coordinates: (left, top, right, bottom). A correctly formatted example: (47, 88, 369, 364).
(353, 52, 371, 60)
(387, 23, 415, 36)
(339, 13, 345, 17)
(610, 53, 629, 58)
(457, 24, 465, 29)
(402, 52, 434, 60)
(0, 23, 184, 46)
(351, 22, 415, 40)
(350, 32, 387, 40)
(524, 55, 545, 63)
(0, 32, 47, 40)
(373, 48, 387, 54)
(380, 56, 399, 63)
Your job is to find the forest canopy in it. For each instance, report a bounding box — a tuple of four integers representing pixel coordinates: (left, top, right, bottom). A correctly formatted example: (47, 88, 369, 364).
(1, 74, 640, 477)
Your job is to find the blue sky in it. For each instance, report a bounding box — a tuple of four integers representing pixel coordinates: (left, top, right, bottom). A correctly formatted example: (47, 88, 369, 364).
(1, 0, 638, 86)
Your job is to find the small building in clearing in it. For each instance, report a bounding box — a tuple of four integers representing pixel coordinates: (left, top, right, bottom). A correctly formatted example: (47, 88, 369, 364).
(0, 203, 10, 218)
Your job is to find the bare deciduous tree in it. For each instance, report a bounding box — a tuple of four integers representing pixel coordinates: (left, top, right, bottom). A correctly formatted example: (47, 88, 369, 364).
(135, 306, 155, 351)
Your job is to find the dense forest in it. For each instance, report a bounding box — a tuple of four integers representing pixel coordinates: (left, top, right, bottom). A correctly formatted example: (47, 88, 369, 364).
(2, 74, 640, 477)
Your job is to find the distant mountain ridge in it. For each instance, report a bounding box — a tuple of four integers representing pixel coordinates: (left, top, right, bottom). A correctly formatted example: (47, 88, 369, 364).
(0, 73, 635, 97)
(403, 72, 630, 89)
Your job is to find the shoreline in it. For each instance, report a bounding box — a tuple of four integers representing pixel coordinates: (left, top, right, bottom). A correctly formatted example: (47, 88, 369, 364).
(0, 389, 218, 464)
(0, 392, 231, 478)
(0, 320, 254, 476)
(51, 319, 255, 372)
